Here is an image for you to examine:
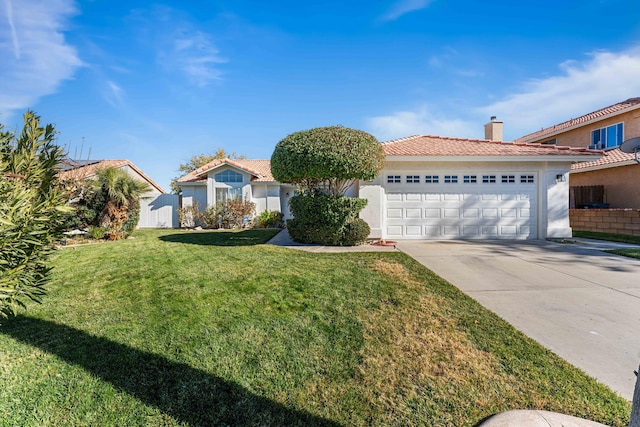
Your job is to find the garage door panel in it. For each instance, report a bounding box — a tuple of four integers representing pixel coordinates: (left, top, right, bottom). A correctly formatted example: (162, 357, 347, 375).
(443, 208, 460, 218)
(387, 208, 403, 218)
(424, 208, 441, 218)
(405, 208, 421, 218)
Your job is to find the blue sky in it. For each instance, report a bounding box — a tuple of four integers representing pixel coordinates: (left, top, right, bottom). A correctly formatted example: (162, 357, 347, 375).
(2, 0, 640, 191)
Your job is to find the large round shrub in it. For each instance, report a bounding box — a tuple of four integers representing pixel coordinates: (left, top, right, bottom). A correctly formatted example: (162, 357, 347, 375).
(271, 126, 384, 196)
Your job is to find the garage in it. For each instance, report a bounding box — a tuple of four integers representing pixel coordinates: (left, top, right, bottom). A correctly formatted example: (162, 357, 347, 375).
(358, 134, 602, 240)
(383, 172, 537, 239)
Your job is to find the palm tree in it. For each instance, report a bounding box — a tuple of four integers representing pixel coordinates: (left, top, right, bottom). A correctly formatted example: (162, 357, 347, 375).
(94, 167, 151, 234)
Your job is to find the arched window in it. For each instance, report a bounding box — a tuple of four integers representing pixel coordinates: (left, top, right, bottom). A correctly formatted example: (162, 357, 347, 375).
(215, 170, 243, 183)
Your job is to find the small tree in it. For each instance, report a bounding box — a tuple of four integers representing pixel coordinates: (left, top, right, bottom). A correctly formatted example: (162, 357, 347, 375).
(271, 126, 384, 245)
(0, 111, 68, 319)
(94, 167, 150, 238)
(271, 125, 384, 196)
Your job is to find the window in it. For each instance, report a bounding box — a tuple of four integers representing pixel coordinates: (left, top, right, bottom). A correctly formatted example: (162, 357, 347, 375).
(406, 175, 420, 183)
(444, 175, 458, 183)
(482, 175, 496, 183)
(520, 175, 535, 183)
(501, 175, 515, 183)
(591, 122, 624, 149)
(216, 187, 242, 202)
(387, 175, 401, 183)
(425, 175, 439, 183)
(215, 170, 243, 183)
(463, 175, 477, 183)
(540, 138, 557, 145)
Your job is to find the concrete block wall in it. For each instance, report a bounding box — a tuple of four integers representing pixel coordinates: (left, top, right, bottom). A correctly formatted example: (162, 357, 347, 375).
(570, 209, 640, 236)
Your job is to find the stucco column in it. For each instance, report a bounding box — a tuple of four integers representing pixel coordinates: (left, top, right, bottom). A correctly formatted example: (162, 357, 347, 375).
(545, 168, 572, 238)
(359, 178, 384, 239)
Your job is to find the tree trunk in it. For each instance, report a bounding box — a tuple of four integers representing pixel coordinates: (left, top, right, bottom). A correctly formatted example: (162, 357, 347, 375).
(631, 365, 640, 427)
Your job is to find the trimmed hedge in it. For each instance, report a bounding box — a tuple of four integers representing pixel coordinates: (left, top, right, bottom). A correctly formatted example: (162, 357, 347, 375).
(287, 193, 369, 246)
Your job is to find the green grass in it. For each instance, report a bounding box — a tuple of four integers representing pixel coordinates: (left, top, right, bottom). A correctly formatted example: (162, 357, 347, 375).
(606, 248, 640, 259)
(0, 229, 631, 426)
(573, 230, 640, 245)
(573, 230, 640, 259)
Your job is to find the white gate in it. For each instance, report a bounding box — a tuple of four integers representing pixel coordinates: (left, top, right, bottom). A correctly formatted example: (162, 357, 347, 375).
(138, 194, 179, 228)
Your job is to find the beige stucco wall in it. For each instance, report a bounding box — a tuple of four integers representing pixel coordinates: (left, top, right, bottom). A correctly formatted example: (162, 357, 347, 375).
(571, 165, 640, 208)
(529, 109, 640, 147)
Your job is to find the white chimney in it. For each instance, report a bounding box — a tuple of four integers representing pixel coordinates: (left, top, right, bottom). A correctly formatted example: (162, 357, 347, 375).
(484, 116, 503, 141)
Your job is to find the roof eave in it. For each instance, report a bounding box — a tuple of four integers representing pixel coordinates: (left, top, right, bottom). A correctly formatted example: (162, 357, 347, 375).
(193, 161, 261, 180)
(520, 103, 640, 143)
(571, 160, 639, 173)
(384, 155, 603, 163)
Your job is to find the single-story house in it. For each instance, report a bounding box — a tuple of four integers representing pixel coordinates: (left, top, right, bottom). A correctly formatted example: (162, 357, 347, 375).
(177, 121, 601, 240)
(59, 159, 179, 228)
(516, 97, 640, 208)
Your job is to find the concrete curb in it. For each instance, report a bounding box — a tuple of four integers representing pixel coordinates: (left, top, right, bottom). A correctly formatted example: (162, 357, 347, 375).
(477, 410, 610, 427)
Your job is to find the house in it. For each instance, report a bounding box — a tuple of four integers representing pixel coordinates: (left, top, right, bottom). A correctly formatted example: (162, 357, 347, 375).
(59, 159, 179, 228)
(176, 158, 297, 219)
(177, 122, 601, 240)
(516, 98, 640, 208)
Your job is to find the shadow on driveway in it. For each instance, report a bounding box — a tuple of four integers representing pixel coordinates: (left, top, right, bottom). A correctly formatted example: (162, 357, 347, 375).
(1, 316, 339, 427)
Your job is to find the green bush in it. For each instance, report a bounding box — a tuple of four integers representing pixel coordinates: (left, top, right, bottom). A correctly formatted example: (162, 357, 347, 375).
(341, 219, 371, 246)
(255, 210, 284, 228)
(287, 192, 369, 245)
(0, 111, 68, 320)
(87, 226, 107, 240)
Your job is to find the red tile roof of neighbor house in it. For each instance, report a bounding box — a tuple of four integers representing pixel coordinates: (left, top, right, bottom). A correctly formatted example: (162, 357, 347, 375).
(571, 148, 638, 171)
(382, 135, 601, 158)
(515, 97, 640, 144)
(177, 158, 275, 183)
(58, 159, 167, 193)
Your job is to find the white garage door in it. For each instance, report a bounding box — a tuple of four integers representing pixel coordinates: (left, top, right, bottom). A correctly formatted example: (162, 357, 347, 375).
(384, 172, 537, 239)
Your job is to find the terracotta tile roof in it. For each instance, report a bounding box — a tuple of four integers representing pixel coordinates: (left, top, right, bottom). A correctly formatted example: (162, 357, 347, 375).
(58, 159, 167, 193)
(382, 135, 601, 158)
(571, 148, 638, 171)
(516, 97, 640, 143)
(177, 158, 275, 183)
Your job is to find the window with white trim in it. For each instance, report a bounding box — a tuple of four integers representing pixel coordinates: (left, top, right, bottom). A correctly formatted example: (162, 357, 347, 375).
(387, 175, 401, 183)
(406, 175, 420, 183)
(444, 175, 458, 183)
(463, 175, 477, 183)
(482, 175, 496, 183)
(216, 187, 242, 202)
(501, 175, 515, 183)
(425, 175, 439, 183)
(215, 170, 243, 183)
(591, 122, 623, 149)
(520, 175, 535, 183)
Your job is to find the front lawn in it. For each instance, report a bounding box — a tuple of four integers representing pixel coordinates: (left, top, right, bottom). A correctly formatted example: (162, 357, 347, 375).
(0, 229, 630, 426)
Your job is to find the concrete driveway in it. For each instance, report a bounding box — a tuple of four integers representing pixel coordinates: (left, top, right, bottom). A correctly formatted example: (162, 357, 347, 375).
(396, 239, 640, 400)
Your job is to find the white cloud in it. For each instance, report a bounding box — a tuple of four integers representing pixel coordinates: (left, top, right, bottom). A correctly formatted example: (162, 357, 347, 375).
(367, 46, 640, 141)
(478, 47, 640, 139)
(380, 0, 433, 21)
(103, 80, 124, 108)
(133, 6, 227, 87)
(367, 105, 478, 141)
(0, 0, 82, 119)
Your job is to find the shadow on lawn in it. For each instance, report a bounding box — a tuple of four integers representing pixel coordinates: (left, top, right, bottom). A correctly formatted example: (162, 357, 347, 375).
(1, 316, 340, 427)
(159, 229, 279, 247)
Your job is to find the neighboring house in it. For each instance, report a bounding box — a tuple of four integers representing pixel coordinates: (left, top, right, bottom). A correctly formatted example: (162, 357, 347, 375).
(176, 158, 297, 220)
(516, 98, 640, 208)
(177, 122, 600, 240)
(59, 159, 179, 228)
